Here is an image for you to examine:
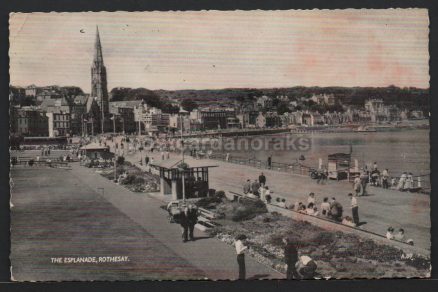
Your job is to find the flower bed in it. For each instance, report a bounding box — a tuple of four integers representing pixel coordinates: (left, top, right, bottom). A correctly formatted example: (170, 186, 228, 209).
(98, 161, 159, 192)
(207, 198, 430, 278)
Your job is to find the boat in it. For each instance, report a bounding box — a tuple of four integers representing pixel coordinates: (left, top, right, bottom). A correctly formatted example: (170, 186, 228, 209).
(355, 126, 377, 132)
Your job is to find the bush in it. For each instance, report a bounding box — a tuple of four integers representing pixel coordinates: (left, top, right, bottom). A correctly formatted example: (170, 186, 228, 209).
(116, 156, 125, 165)
(215, 190, 226, 198)
(177, 162, 189, 169)
(231, 199, 268, 222)
(133, 176, 145, 185)
(196, 196, 223, 208)
(121, 174, 136, 185)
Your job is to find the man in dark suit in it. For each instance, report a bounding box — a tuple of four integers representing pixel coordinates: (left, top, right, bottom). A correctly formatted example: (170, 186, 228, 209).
(180, 207, 189, 242)
(283, 237, 299, 279)
(259, 172, 266, 186)
(187, 205, 199, 241)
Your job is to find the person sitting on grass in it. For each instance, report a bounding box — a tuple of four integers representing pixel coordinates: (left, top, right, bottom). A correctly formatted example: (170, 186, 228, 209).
(341, 216, 356, 227)
(394, 228, 405, 241)
(305, 203, 317, 216)
(295, 254, 318, 279)
(246, 191, 258, 199)
(386, 227, 395, 240)
(279, 198, 287, 208)
(297, 202, 306, 214)
(320, 197, 331, 217)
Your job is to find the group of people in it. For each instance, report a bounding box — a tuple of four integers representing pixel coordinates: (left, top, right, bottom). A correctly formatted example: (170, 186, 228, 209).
(386, 227, 414, 245)
(281, 192, 360, 227)
(242, 172, 272, 202)
(354, 162, 421, 194)
(40, 147, 51, 156)
(395, 172, 418, 191)
(177, 204, 199, 242)
(234, 235, 318, 280)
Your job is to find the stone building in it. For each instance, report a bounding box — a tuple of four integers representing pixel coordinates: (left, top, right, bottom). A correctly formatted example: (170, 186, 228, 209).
(14, 107, 48, 136)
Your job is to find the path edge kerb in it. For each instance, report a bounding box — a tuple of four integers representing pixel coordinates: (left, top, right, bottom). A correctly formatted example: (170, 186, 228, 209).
(264, 203, 429, 258)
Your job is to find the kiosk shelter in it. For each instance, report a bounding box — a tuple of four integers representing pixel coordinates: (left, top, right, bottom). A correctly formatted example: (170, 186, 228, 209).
(153, 161, 216, 200)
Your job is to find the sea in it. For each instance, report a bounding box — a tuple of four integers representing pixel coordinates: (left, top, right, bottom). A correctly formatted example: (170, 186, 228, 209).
(213, 128, 430, 190)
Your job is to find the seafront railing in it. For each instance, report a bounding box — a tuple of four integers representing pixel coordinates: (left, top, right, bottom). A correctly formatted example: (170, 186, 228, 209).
(208, 153, 312, 177)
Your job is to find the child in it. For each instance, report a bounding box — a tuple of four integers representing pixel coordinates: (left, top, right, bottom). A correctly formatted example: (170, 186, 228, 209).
(265, 187, 272, 204)
(342, 216, 356, 227)
(320, 197, 330, 216)
(307, 192, 316, 205)
(234, 235, 248, 280)
(279, 198, 287, 208)
(394, 228, 405, 241)
(386, 227, 395, 240)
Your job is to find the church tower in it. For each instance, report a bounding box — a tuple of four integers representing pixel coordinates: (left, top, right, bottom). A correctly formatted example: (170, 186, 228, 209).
(91, 26, 109, 121)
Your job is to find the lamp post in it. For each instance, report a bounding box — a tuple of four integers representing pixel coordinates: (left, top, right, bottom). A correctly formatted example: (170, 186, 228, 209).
(113, 114, 116, 134)
(91, 117, 94, 136)
(139, 145, 143, 166)
(81, 114, 85, 137)
(113, 155, 117, 182)
(180, 114, 184, 164)
(101, 98, 105, 135)
(182, 169, 186, 201)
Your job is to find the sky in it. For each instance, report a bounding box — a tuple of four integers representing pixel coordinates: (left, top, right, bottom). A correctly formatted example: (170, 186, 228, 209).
(9, 9, 429, 92)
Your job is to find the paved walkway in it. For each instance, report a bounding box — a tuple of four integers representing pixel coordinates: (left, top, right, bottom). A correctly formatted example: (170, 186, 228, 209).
(69, 164, 283, 280)
(10, 167, 204, 281)
(122, 148, 430, 252)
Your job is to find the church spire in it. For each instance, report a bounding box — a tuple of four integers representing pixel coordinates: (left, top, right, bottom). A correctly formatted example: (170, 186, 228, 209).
(94, 26, 104, 64)
(90, 25, 109, 121)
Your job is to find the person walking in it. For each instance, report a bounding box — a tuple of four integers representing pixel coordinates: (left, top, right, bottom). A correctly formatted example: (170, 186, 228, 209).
(187, 205, 199, 241)
(283, 237, 299, 280)
(360, 170, 368, 196)
(259, 172, 266, 186)
(243, 179, 251, 194)
(180, 207, 190, 242)
(145, 155, 150, 166)
(235, 235, 248, 280)
(267, 156, 272, 169)
(348, 193, 359, 226)
(353, 175, 361, 196)
(382, 169, 389, 189)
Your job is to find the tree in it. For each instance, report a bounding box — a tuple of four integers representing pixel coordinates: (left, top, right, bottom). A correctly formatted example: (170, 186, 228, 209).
(139, 94, 162, 108)
(181, 99, 199, 112)
(277, 102, 291, 115)
(61, 86, 84, 96)
(161, 103, 180, 114)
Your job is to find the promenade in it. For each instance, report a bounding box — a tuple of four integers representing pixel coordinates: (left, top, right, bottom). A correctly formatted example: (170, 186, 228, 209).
(123, 147, 431, 252)
(10, 164, 282, 281)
